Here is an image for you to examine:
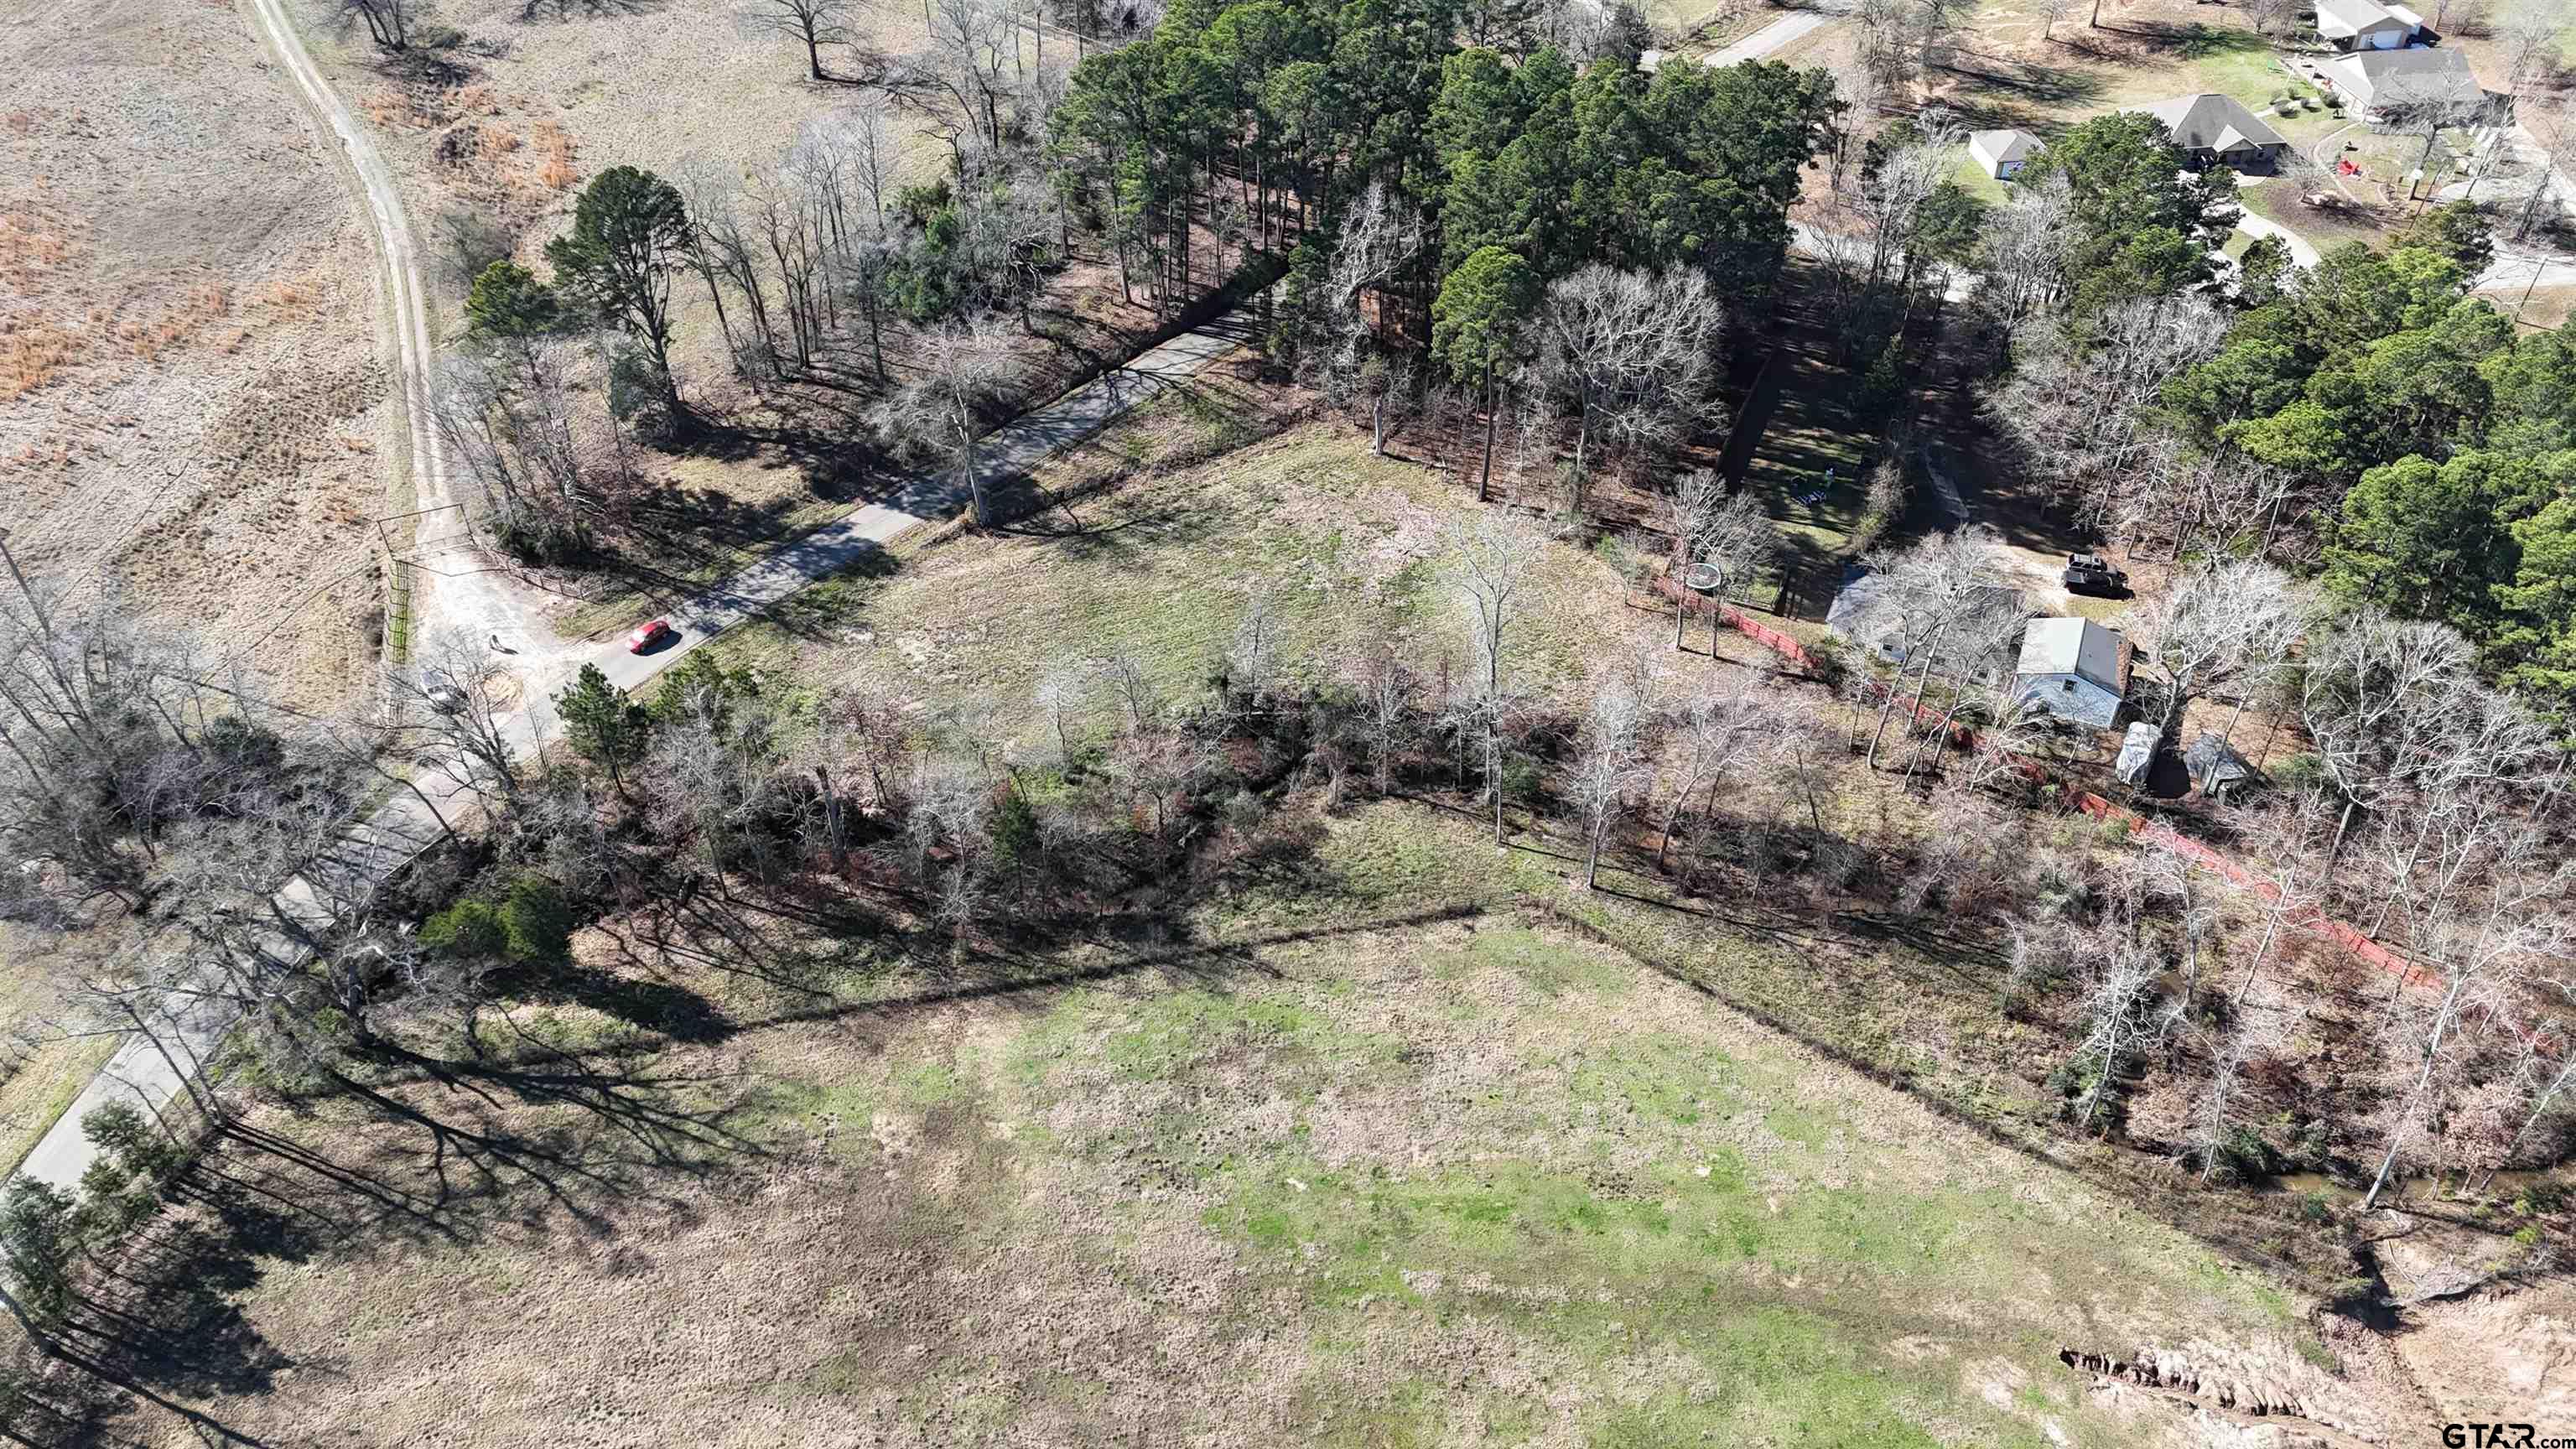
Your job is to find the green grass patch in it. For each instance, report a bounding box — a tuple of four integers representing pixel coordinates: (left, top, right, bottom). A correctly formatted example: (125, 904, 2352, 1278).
(755, 422, 1634, 736)
(1199, 1150, 2019, 1444)
(1952, 146, 2011, 205)
(1099, 989, 1404, 1083)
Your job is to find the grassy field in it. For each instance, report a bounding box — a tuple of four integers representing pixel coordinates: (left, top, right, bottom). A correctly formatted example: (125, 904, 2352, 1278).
(697, 381, 1772, 716)
(0, 922, 137, 1176)
(149, 802, 2368, 1445)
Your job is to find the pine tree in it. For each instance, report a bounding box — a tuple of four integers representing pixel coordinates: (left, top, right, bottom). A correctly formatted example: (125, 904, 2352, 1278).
(553, 663, 649, 792)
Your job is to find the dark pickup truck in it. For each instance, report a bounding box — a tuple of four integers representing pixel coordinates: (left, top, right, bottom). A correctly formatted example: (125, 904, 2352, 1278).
(2063, 552, 2128, 596)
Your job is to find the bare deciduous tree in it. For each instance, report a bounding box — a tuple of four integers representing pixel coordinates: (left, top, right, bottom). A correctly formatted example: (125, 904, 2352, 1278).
(1540, 266, 1725, 503)
(875, 316, 1017, 527)
(2128, 556, 2307, 746)
(1571, 683, 1647, 890)
(1990, 294, 2227, 524)
(1034, 660, 1088, 768)
(1447, 512, 1545, 844)
(2064, 922, 2178, 1135)
(1347, 647, 1422, 797)
(392, 630, 526, 805)
(1654, 676, 1761, 869)
(1228, 583, 1282, 709)
(341, 0, 426, 51)
(2502, 0, 2573, 91)
(1849, 529, 2011, 770)
(1100, 652, 1160, 735)
(2300, 610, 2480, 865)
(1971, 172, 2075, 355)
(738, 0, 860, 80)
(2364, 829, 2570, 1210)
(1658, 470, 1779, 652)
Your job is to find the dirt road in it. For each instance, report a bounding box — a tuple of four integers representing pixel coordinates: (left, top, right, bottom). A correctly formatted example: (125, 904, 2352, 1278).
(13, 299, 1259, 1193)
(241, 0, 557, 656)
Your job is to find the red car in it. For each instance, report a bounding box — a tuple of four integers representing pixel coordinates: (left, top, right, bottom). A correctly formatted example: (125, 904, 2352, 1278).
(627, 619, 673, 654)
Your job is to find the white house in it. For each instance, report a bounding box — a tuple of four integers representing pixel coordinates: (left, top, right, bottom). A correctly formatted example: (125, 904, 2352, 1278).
(2316, 0, 2419, 50)
(2013, 617, 2129, 730)
(2323, 46, 2496, 119)
(1969, 128, 2042, 180)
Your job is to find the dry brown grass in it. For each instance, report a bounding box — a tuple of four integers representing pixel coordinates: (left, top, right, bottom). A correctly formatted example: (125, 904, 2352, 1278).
(0, 319, 78, 401)
(0, 208, 75, 291)
(529, 120, 579, 192)
(361, 86, 450, 131)
(2, 0, 390, 727)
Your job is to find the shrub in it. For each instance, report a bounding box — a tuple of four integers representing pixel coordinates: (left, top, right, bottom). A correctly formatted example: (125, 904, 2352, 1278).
(421, 898, 508, 958)
(423, 871, 574, 965)
(498, 874, 574, 964)
(2271, 752, 2327, 791)
(990, 789, 1041, 866)
(2204, 1125, 2284, 1186)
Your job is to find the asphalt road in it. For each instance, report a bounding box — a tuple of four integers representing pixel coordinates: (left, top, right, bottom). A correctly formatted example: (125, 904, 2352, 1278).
(1709, 8, 1831, 64)
(13, 305, 1259, 1192)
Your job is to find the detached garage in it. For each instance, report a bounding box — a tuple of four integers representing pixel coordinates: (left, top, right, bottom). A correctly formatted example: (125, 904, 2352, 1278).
(2316, 0, 2419, 49)
(1970, 128, 2042, 180)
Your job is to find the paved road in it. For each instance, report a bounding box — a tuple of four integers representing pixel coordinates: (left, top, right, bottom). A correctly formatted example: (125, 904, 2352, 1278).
(12, 305, 1258, 1193)
(2234, 209, 2322, 270)
(554, 313, 1258, 707)
(1710, 8, 1831, 64)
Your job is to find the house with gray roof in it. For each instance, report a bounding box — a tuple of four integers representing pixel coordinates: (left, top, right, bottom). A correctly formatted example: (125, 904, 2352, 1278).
(1969, 128, 2043, 180)
(2013, 617, 2130, 730)
(2316, 0, 2420, 49)
(2324, 45, 2500, 120)
(2127, 93, 2291, 172)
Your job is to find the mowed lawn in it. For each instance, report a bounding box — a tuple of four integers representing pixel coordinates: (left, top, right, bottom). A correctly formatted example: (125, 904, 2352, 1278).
(183, 804, 2330, 1446)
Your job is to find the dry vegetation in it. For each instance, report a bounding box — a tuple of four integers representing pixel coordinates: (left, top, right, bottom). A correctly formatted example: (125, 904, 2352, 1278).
(0, 0, 403, 1160)
(139, 889, 2387, 1446)
(299, 0, 1202, 597)
(3, 0, 393, 714)
(16, 384, 2563, 1445)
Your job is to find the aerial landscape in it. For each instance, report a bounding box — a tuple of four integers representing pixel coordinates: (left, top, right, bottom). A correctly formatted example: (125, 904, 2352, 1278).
(8, 0, 2576, 1439)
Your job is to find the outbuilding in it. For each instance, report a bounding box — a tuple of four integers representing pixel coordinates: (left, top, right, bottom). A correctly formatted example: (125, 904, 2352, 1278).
(2185, 732, 2258, 796)
(1828, 572, 2026, 682)
(1969, 128, 2043, 180)
(2316, 0, 2419, 49)
(2013, 616, 2130, 730)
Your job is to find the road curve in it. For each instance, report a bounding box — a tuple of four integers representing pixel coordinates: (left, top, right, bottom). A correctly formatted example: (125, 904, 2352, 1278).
(17, 0, 1262, 1200)
(241, 0, 546, 651)
(2234, 209, 2322, 271)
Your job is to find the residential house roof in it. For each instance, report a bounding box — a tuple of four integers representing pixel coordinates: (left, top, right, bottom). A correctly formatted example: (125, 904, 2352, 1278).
(1970, 128, 2040, 164)
(2327, 45, 2488, 107)
(2132, 93, 2289, 153)
(2015, 617, 2127, 693)
(2316, 0, 2413, 38)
